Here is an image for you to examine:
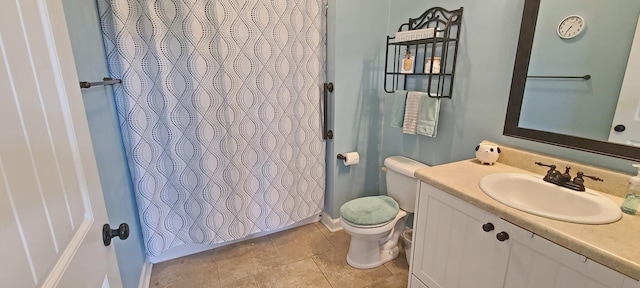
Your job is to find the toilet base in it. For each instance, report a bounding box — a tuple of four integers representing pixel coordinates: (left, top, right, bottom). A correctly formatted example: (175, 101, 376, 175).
(342, 214, 407, 269)
(347, 246, 399, 269)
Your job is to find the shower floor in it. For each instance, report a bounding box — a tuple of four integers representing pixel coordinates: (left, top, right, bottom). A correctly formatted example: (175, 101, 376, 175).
(149, 222, 409, 287)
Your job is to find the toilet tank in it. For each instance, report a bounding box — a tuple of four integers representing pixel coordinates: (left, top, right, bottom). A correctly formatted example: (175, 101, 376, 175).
(384, 156, 430, 213)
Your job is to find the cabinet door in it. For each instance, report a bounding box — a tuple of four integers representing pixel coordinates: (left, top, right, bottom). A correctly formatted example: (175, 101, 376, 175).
(412, 183, 511, 288)
(502, 220, 638, 288)
(410, 275, 429, 288)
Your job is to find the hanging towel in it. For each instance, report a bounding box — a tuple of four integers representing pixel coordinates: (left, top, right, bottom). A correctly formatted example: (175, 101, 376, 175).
(402, 91, 423, 134)
(391, 90, 408, 128)
(417, 93, 441, 137)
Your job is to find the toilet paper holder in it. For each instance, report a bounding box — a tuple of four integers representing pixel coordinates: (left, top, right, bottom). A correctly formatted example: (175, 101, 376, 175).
(337, 152, 360, 166)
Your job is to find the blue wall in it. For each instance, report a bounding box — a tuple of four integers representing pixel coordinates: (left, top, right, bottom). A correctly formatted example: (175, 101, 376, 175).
(61, 1, 145, 287)
(326, 0, 636, 217)
(380, 0, 529, 192)
(381, 0, 634, 188)
(324, 0, 391, 218)
(520, 0, 640, 141)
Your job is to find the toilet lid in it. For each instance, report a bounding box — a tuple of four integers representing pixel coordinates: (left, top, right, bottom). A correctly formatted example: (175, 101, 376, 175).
(340, 196, 400, 226)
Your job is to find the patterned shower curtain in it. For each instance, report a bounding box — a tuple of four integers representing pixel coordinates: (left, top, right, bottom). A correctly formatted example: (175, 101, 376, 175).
(98, 0, 325, 257)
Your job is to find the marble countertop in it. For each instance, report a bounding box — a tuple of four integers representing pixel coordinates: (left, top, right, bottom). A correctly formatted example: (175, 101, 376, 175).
(415, 159, 640, 280)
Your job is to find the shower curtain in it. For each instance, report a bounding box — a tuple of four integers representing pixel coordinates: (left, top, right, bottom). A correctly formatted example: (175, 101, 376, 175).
(98, 0, 325, 257)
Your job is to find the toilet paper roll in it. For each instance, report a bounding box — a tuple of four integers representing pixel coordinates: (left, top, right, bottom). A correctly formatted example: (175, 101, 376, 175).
(342, 152, 360, 166)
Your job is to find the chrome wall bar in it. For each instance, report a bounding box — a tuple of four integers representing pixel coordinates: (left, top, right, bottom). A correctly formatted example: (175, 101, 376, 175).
(526, 74, 591, 80)
(79, 77, 122, 89)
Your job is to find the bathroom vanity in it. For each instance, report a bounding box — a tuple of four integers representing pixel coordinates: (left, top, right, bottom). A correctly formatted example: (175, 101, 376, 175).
(408, 149, 640, 288)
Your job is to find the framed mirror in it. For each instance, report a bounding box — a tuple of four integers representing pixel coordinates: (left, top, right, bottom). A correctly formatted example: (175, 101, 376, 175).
(505, 0, 640, 161)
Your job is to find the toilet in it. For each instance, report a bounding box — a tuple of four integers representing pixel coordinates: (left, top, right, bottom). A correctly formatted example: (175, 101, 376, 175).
(339, 156, 429, 269)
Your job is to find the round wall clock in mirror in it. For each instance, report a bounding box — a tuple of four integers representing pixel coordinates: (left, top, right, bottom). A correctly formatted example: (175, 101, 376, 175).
(557, 15, 585, 39)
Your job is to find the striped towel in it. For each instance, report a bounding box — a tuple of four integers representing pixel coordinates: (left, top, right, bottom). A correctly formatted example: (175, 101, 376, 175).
(402, 91, 422, 134)
(417, 93, 441, 137)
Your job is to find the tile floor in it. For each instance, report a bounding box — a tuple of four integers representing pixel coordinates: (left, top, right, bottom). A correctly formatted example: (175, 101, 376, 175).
(150, 222, 409, 288)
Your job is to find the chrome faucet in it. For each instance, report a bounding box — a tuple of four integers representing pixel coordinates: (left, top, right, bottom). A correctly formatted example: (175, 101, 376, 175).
(535, 162, 603, 191)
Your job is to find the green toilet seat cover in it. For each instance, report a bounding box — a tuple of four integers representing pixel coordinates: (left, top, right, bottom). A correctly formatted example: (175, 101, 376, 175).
(340, 196, 399, 226)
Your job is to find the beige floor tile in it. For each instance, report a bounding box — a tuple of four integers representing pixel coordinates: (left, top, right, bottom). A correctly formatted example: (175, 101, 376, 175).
(364, 273, 409, 288)
(270, 224, 334, 263)
(313, 221, 336, 238)
(384, 250, 410, 275)
(219, 276, 258, 288)
(269, 223, 322, 245)
(273, 236, 334, 264)
(212, 236, 275, 262)
(314, 221, 351, 248)
(254, 258, 332, 288)
(149, 221, 409, 288)
(312, 245, 393, 288)
(150, 256, 218, 288)
(216, 243, 283, 284)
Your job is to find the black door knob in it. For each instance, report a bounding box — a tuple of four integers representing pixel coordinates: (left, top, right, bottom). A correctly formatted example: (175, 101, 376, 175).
(482, 222, 495, 232)
(103, 223, 130, 246)
(614, 125, 626, 132)
(496, 231, 510, 242)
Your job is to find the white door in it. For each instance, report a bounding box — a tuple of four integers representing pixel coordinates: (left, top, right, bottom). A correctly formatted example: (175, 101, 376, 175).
(0, 0, 122, 287)
(609, 15, 640, 146)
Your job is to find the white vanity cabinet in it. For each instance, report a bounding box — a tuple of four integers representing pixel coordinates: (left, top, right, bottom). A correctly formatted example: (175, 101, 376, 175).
(411, 183, 512, 288)
(410, 182, 639, 288)
(502, 219, 638, 288)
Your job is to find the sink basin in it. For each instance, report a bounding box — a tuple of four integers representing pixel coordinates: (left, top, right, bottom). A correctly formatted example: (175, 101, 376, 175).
(479, 173, 622, 224)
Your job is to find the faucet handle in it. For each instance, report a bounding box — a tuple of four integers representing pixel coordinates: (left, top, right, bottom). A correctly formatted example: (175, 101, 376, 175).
(571, 172, 604, 190)
(535, 162, 557, 170)
(576, 172, 604, 182)
(561, 167, 572, 181)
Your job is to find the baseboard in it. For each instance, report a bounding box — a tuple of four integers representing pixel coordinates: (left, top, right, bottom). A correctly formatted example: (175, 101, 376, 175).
(320, 212, 343, 232)
(138, 257, 153, 288)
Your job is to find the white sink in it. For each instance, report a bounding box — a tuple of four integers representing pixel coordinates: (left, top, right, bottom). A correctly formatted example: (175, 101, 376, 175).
(479, 173, 622, 224)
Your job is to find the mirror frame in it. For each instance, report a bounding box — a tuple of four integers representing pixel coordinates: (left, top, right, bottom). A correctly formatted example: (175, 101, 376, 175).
(504, 0, 640, 161)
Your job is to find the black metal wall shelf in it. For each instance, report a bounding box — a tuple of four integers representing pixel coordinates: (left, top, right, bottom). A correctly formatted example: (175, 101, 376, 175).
(387, 72, 454, 76)
(384, 7, 463, 98)
(389, 37, 458, 46)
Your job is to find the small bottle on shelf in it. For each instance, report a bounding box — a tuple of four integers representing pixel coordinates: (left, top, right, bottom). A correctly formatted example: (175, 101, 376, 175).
(401, 47, 415, 74)
(621, 164, 640, 215)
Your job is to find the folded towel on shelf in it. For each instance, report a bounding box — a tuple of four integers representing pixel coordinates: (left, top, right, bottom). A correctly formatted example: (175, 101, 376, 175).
(402, 91, 422, 135)
(390, 90, 408, 128)
(417, 92, 441, 137)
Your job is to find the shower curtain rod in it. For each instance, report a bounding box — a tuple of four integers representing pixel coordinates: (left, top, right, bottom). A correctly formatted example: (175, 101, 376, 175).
(79, 77, 121, 89)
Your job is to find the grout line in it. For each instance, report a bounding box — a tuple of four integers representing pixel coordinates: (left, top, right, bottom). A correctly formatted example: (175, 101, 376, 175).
(250, 276, 260, 288)
(314, 221, 334, 240)
(213, 261, 221, 286)
(311, 255, 335, 288)
(315, 221, 351, 249)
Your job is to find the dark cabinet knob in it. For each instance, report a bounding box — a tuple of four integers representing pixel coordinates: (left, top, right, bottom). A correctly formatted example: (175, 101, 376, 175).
(496, 231, 510, 242)
(482, 222, 495, 232)
(614, 125, 626, 132)
(103, 223, 130, 246)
